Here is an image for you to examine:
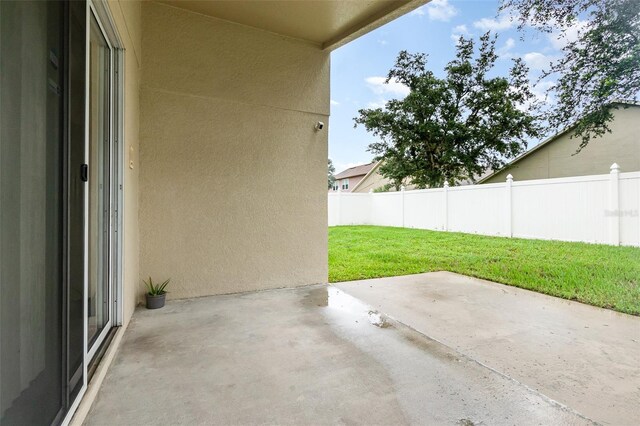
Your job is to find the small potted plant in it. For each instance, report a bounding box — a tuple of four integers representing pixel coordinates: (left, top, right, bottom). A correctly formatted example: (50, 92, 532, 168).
(144, 276, 170, 309)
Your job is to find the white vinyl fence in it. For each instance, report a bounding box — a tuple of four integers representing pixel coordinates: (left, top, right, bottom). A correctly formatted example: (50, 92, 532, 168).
(328, 164, 640, 247)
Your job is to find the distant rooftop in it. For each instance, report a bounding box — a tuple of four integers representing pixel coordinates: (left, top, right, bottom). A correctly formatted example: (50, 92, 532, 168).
(335, 162, 377, 179)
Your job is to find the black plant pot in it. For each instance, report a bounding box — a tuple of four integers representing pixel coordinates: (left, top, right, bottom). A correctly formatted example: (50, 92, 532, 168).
(146, 293, 166, 309)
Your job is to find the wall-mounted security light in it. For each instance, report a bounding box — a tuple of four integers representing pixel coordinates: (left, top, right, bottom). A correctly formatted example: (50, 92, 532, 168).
(315, 121, 325, 131)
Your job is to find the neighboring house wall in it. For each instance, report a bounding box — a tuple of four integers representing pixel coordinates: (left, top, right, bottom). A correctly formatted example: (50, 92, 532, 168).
(355, 173, 393, 192)
(330, 175, 365, 192)
(107, 0, 141, 326)
(352, 164, 393, 192)
(140, 2, 329, 299)
(347, 175, 365, 191)
(352, 162, 416, 192)
(331, 162, 377, 192)
(484, 106, 640, 184)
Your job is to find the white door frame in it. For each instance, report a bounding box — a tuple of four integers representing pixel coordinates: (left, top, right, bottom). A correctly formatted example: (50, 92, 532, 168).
(86, 3, 113, 363)
(61, 0, 124, 424)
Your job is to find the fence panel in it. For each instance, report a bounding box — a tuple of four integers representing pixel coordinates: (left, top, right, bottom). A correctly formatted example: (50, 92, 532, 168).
(371, 192, 403, 227)
(328, 193, 371, 226)
(620, 172, 640, 246)
(404, 189, 445, 230)
(327, 194, 340, 226)
(328, 166, 640, 247)
(511, 176, 609, 244)
(447, 184, 507, 236)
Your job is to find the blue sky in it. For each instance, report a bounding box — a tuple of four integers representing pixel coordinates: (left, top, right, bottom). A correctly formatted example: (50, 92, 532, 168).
(328, 0, 582, 173)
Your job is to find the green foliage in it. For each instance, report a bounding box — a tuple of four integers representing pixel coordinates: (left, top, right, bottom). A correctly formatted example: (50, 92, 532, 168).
(144, 276, 170, 296)
(354, 33, 541, 189)
(503, 0, 640, 150)
(328, 158, 336, 189)
(329, 226, 640, 315)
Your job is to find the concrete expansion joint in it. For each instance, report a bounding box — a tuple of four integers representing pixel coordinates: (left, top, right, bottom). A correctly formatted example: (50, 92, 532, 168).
(380, 312, 601, 426)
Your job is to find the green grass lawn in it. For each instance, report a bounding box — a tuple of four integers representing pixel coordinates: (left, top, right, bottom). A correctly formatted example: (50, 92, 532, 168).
(328, 226, 640, 315)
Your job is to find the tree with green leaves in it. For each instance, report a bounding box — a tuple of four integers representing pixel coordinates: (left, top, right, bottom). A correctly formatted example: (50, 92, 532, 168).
(354, 33, 541, 189)
(328, 158, 336, 189)
(503, 0, 640, 150)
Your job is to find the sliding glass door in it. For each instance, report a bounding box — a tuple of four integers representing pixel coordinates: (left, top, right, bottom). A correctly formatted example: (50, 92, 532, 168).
(0, 1, 120, 424)
(87, 10, 113, 359)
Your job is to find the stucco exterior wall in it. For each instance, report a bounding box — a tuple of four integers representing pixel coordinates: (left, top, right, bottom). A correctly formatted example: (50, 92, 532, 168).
(484, 106, 640, 184)
(140, 2, 329, 299)
(106, 0, 141, 325)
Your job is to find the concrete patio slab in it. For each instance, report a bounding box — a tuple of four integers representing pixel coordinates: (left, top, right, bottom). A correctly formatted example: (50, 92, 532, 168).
(85, 284, 592, 425)
(336, 271, 640, 426)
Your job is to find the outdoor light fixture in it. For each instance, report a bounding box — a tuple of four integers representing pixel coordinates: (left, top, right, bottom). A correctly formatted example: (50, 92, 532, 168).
(315, 121, 325, 131)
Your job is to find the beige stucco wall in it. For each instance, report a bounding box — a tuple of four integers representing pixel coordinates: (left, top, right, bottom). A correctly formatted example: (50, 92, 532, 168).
(484, 106, 640, 183)
(139, 2, 329, 299)
(106, 0, 141, 325)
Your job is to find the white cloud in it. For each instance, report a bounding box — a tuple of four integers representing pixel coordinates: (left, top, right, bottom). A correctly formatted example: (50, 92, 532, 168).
(473, 15, 515, 31)
(450, 24, 470, 43)
(366, 99, 387, 109)
(514, 80, 556, 112)
(497, 37, 516, 59)
(364, 76, 410, 110)
(523, 52, 557, 70)
(330, 99, 340, 106)
(412, 0, 457, 22)
(547, 19, 589, 50)
(453, 24, 469, 34)
(531, 80, 555, 103)
(365, 76, 410, 98)
(426, 0, 458, 22)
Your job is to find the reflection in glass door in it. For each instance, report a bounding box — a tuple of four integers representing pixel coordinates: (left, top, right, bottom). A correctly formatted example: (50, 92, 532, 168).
(0, 2, 66, 423)
(87, 11, 113, 357)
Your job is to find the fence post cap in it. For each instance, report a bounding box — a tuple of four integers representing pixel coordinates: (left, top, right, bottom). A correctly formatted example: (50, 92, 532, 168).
(506, 174, 513, 181)
(443, 181, 449, 188)
(400, 185, 405, 191)
(610, 163, 620, 172)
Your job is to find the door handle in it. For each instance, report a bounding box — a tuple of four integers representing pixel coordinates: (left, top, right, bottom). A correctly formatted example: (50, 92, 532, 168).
(81, 164, 88, 182)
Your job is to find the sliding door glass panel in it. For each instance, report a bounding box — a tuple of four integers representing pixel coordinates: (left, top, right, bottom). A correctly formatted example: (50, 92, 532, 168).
(0, 1, 65, 424)
(67, 0, 88, 400)
(87, 13, 111, 350)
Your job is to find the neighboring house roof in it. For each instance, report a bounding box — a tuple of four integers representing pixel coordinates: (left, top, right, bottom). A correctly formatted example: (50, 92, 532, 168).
(334, 162, 377, 179)
(351, 161, 382, 192)
(478, 100, 640, 183)
(351, 160, 482, 191)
